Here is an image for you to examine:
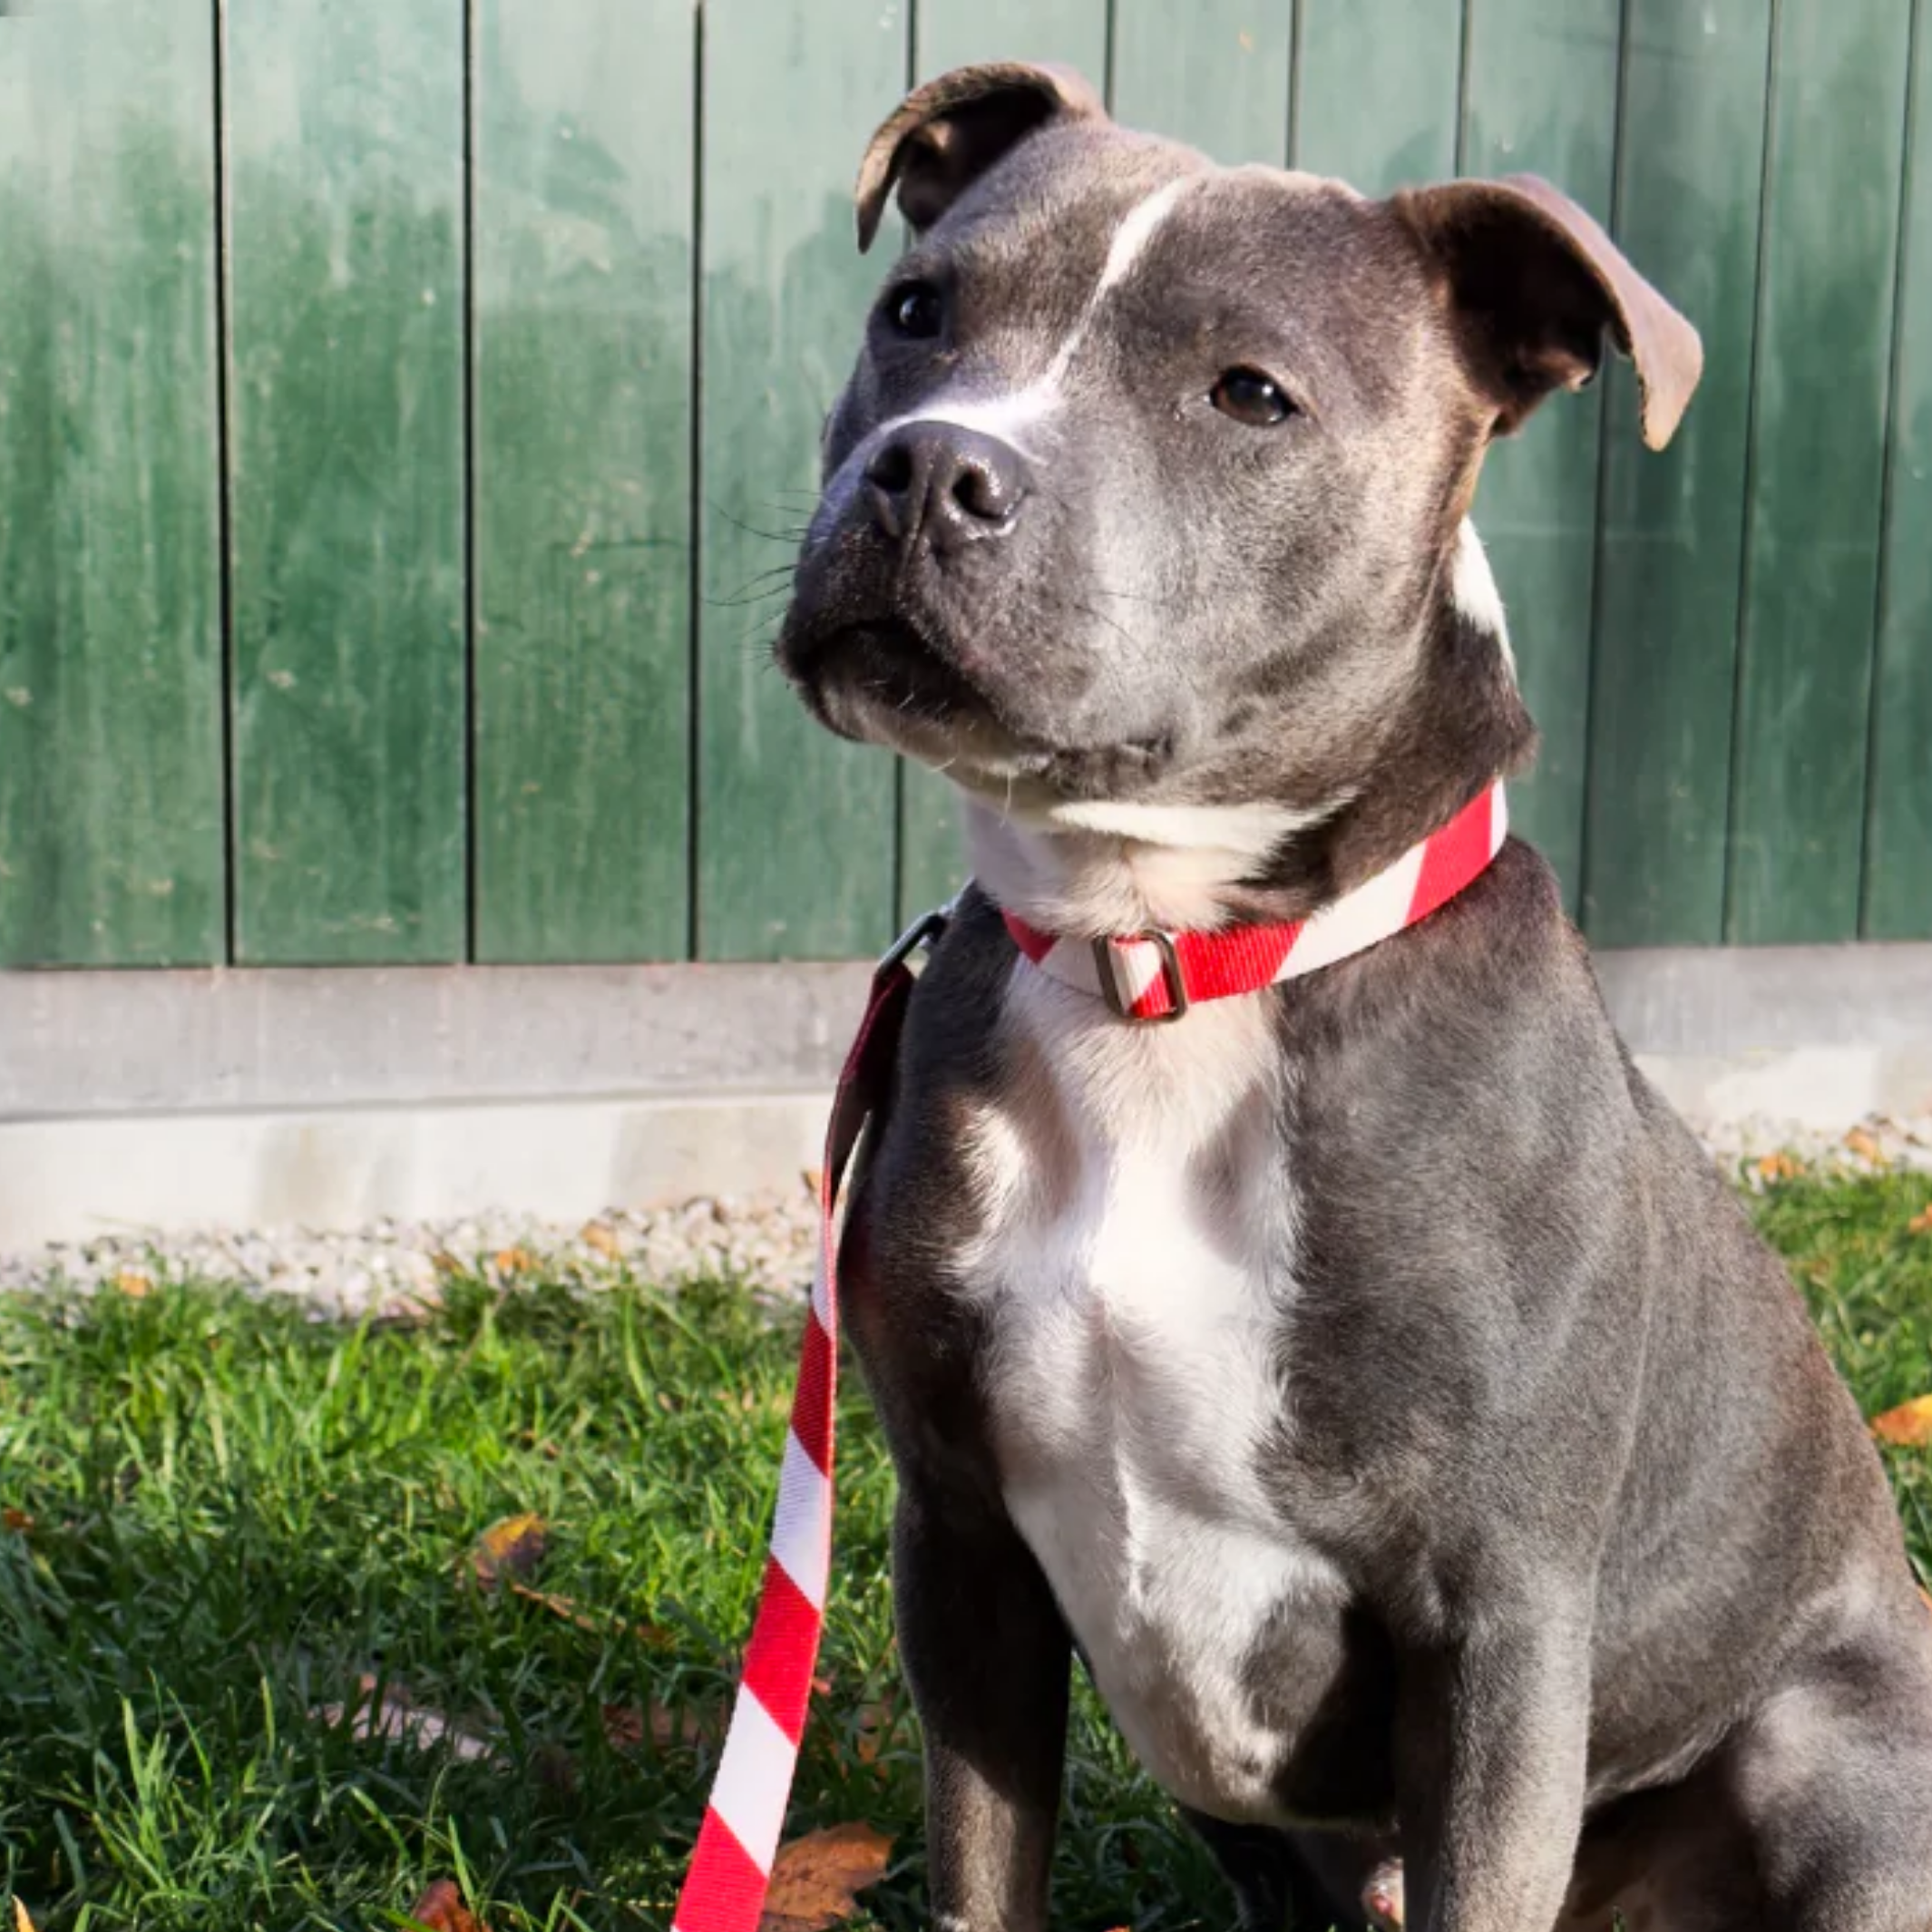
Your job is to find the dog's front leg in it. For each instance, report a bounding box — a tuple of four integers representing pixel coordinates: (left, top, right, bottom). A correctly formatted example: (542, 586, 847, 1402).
(1394, 1605, 1591, 1932)
(893, 1478, 1071, 1932)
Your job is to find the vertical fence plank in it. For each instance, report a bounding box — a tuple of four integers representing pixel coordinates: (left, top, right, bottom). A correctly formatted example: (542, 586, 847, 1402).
(1725, 0, 1911, 944)
(472, 0, 694, 962)
(0, 0, 224, 966)
(1460, 0, 1619, 913)
(1864, 0, 1932, 942)
(697, 0, 907, 960)
(1109, 1, 1294, 165)
(893, 0, 1114, 922)
(916, 0, 1108, 83)
(226, 0, 466, 964)
(1581, 0, 1771, 947)
(1293, 0, 1463, 190)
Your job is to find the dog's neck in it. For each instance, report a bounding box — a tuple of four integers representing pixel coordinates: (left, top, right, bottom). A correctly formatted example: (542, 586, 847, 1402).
(963, 527, 1535, 938)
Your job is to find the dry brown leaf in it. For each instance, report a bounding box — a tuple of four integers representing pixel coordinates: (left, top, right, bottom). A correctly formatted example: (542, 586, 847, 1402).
(112, 1268, 152, 1298)
(2, 1508, 31, 1535)
(15, 1899, 42, 1932)
(600, 1699, 715, 1751)
(312, 1675, 498, 1764)
(1872, 1396, 1932, 1449)
(493, 1245, 536, 1277)
(852, 1699, 901, 1768)
(1908, 1204, 1932, 1237)
(470, 1513, 549, 1589)
(759, 1822, 893, 1930)
(1755, 1152, 1800, 1183)
(581, 1220, 621, 1258)
(1844, 1126, 1886, 1165)
(505, 1579, 673, 1649)
(1920, 1586, 1932, 1615)
(405, 1878, 489, 1932)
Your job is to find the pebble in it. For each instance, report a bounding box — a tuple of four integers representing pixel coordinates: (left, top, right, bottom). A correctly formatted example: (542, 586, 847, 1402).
(2, 1117, 1927, 1312)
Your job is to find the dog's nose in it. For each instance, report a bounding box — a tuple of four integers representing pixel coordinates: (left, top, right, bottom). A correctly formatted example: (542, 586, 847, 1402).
(864, 424, 1028, 551)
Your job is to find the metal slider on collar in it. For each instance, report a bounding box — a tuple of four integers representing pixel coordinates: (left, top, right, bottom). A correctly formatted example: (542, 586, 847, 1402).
(1092, 930, 1190, 1023)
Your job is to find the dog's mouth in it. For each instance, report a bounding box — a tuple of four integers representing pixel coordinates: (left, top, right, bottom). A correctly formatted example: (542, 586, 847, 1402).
(780, 611, 1178, 807)
(784, 615, 987, 743)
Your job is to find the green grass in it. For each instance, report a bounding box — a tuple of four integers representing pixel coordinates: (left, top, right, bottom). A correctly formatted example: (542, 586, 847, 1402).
(1, 1166, 1927, 1931)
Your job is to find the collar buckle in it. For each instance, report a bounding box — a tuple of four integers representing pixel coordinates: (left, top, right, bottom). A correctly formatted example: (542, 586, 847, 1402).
(1093, 930, 1190, 1023)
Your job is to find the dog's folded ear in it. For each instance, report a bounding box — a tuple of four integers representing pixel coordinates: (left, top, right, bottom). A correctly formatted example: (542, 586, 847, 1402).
(1394, 174, 1703, 450)
(855, 63, 1107, 253)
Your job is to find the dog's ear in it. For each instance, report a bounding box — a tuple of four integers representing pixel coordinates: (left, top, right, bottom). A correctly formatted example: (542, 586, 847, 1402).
(1394, 174, 1703, 450)
(855, 62, 1107, 253)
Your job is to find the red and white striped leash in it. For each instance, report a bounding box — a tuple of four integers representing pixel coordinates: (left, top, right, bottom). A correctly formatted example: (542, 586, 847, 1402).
(670, 910, 942, 1932)
(670, 785, 1508, 1930)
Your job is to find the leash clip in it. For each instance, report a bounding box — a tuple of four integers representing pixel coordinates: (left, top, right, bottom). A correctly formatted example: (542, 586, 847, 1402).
(1093, 930, 1190, 1023)
(877, 902, 952, 979)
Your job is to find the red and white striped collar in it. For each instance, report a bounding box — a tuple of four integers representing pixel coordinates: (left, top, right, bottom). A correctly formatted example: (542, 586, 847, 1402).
(1000, 781, 1508, 1021)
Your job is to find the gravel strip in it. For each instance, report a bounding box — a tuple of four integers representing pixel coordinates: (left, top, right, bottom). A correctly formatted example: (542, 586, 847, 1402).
(0, 1187, 824, 1316)
(3, 1115, 1927, 1314)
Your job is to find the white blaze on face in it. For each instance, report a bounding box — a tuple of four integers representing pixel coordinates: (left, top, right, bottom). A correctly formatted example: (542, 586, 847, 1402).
(876, 173, 1195, 457)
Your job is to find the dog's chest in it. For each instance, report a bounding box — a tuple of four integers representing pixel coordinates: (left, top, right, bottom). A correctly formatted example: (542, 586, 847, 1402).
(955, 972, 1344, 1820)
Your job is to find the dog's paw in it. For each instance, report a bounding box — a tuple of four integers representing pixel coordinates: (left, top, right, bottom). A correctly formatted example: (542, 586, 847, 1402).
(1361, 1857, 1404, 1929)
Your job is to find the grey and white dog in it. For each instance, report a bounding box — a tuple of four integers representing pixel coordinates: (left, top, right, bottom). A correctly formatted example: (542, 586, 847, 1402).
(775, 62, 1932, 1932)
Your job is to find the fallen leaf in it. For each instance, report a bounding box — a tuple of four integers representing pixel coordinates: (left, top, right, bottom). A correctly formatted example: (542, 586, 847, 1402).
(1844, 1126, 1886, 1165)
(581, 1220, 621, 1257)
(1921, 1586, 1932, 1615)
(505, 1579, 673, 1649)
(852, 1699, 901, 1768)
(1755, 1151, 1800, 1183)
(2, 1508, 31, 1535)
(15, 1899, 41, 1932)
(600, 1699, 715, 1751)
(1871, 1396, 1932, 1448)
(112, 1268, 152, 1298)
(760, 1822, 893, 1930)
(312, 1675, 498, 1764)
(1908, 1204, 1932, 1237)
(469, 1513, 549, 1589)
(405, 1878, 489, 1931)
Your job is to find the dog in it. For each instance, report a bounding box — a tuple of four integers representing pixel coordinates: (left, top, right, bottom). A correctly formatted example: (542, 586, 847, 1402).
(774, 61, 1932, 1932)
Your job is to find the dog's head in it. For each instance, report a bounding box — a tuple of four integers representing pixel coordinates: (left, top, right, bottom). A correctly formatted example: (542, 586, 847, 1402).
(776, 63, 1701, 918)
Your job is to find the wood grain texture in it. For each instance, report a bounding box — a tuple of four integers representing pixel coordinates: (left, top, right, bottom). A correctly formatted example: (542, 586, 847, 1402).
(225, 0, 466, 963)
(1109, 0, 1294, 165)
(1581, 0, 1772, 947)
(1293, 0, 1463, 190)
(1460, 0, 1620, 915)
(0, 0, 225, 965)
(1863, 0, 1932, 941)
(1726, 0, 1911, 943)
(915, 0, 1108, 85)
(697, 0, 906, 959)
(471, 0, 695, 962)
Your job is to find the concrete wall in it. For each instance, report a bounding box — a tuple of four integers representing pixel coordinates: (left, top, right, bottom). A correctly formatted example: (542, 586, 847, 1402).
(5, 944, 1931, 1249)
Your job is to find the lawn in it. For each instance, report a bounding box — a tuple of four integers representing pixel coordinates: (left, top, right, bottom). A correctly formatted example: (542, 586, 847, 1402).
(1, 1166, 1928, 1931)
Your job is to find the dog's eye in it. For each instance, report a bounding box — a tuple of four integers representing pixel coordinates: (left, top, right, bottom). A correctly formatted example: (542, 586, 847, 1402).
(886, 282, 945, 339)
(1211, 367, 1294, 426)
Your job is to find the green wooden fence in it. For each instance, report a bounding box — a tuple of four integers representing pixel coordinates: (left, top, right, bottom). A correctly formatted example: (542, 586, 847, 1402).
(1, 0, 1926, 968)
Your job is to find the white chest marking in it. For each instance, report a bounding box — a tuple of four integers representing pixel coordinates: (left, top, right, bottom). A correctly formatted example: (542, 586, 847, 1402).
(1452, 517, 1516, 678)
(955, 969, 1342, 1820)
